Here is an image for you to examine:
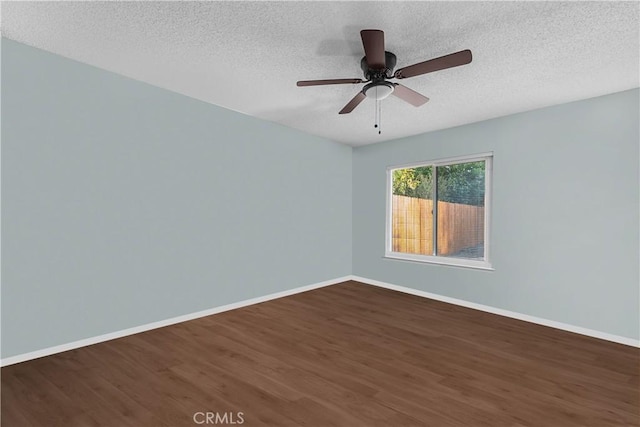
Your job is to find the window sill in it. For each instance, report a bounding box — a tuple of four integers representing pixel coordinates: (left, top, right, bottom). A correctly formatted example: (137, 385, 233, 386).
(384, 252, 494, 271)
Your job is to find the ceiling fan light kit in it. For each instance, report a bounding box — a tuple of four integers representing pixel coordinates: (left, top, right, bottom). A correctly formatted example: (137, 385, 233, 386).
(363, 82, 394, 100)
(297, 29, 472, 134)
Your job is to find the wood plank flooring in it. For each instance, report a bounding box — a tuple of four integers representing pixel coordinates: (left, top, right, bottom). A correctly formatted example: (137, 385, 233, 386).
(2, 281, 638, 426)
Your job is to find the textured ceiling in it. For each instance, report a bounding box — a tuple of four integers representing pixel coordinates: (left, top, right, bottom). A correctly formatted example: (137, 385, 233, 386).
(2, 1, 639, 146)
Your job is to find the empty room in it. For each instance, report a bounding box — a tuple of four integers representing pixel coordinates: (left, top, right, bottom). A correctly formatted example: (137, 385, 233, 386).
(1, 1, 639, 426)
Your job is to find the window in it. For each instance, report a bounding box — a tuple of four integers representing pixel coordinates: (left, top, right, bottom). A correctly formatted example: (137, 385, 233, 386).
(386, 153, 492, 269)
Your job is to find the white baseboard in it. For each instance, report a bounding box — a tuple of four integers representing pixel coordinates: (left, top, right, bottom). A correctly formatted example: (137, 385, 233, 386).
(3, 274, 637, 367)
(0, 275, 352, 367)
(350, 275, 640, 348)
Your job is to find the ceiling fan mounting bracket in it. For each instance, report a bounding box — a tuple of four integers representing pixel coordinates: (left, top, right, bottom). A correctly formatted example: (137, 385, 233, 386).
(360, 51, 397, 81)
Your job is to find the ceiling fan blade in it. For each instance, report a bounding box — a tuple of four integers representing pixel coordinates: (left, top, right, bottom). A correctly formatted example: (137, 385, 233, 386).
(297, 78, 364, 87)
(339, 91, 366, 114)
(392, 84, 429, 107)
(360, 30, 386, 69)
(394, 49, 472, 79)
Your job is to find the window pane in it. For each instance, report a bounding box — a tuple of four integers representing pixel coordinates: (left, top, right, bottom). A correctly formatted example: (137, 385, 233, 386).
(391, 166, 433, 255)
(436, 161, 485, 260)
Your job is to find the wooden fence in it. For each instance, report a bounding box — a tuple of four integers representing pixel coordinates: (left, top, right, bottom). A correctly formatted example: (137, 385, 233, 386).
(392, 195, 484, 256)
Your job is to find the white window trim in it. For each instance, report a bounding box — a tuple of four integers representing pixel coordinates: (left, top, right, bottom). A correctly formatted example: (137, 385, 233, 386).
(385, 152, 493, 271)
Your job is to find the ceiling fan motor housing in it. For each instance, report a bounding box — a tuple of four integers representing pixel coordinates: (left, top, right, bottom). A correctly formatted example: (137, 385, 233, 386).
(361, 51, 397, 80)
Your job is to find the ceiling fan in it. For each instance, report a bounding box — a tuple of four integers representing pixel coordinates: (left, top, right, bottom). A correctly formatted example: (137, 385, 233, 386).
(297, 30, 472, 115)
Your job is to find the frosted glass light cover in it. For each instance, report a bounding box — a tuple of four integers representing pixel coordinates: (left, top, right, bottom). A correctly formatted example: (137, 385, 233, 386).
(364, 83, 394, 100)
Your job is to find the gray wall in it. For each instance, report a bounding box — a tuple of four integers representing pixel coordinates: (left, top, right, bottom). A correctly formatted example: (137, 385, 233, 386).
(353, 88, 640, 340)
(2, 38, 638, 359)
(1, 39, 352, 358)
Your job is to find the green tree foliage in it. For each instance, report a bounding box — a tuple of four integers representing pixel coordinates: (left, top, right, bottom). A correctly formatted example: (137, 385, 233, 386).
(392, 166, 432, 199)
(392, 161, 485, 206)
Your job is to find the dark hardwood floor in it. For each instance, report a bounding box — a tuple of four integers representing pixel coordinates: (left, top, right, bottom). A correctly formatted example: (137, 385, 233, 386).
(2, 281, 638, 426)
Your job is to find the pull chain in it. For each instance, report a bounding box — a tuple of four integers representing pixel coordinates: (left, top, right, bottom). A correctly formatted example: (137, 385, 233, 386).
(378, 99, 382, 135)
(372, 86, 382, 135)
(374, 86, 379, 130)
